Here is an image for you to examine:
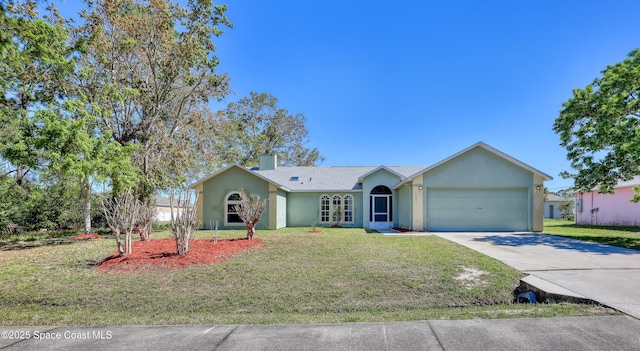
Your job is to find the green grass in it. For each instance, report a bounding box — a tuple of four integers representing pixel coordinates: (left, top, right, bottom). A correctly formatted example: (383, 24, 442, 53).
(0, 228, 616, 326)
(544, 219, 640, 250)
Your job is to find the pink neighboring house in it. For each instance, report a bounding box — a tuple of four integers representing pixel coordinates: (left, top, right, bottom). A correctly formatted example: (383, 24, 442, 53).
(576, 176, 640, 226)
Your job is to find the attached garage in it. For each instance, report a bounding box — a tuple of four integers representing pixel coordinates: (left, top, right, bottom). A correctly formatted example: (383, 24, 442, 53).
(193, 142, 551, 232)
(426, 187, 529, 231)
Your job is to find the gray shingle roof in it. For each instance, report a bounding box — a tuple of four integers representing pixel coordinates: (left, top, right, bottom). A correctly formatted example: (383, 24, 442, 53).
(254, 166, 425, 192)
(546, 194, 566, 202)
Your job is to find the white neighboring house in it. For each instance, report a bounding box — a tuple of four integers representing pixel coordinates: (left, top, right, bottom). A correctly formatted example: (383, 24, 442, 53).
(154, 194, 183, 221)
(544, 193, 567, 219)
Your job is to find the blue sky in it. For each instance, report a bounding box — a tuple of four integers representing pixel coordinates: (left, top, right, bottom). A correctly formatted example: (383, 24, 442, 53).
(58, 0, 640, 192)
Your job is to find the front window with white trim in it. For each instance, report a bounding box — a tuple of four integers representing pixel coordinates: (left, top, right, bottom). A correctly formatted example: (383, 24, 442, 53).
(320, 195, 330, 223)
(332, 195, 342, 223)
(343, 195, 354, 223)
(225, 191, 243, 225)
(319, 194, 355, 224)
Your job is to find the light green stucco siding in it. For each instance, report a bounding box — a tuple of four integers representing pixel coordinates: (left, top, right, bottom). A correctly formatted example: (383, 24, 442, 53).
(277, 189, 287, 229)
(422, 147, 535, 231)
(396, 184, 412, 229)
(201, 167, 270, 230)
(362, 169, 403, 229)
(286, 192, 363, 228)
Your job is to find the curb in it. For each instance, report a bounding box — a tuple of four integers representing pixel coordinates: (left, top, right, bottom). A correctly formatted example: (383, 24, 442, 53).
(519, 275, 598, 304)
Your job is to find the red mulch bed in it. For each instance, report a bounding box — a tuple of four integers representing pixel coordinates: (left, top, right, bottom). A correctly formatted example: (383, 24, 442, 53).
(71, 233, 102, 240)
(392, 227, 425, 233)
(97, 238, 263, 273)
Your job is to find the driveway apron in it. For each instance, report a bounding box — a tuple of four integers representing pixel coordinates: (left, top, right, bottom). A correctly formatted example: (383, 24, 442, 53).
(432, 232, 640, 319)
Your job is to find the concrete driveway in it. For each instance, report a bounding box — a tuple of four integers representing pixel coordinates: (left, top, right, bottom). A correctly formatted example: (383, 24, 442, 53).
(432, 232, 640, 319)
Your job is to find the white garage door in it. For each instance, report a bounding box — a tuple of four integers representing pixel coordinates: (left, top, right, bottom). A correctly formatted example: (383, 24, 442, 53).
(426, 188, 529, 231)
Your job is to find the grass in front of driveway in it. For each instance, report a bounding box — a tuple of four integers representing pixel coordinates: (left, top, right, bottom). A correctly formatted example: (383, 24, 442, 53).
(0, 228, 617, 326)
(544, 219, 640, 250)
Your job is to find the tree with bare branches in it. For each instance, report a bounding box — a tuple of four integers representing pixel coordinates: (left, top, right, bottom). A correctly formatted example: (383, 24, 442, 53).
(170, 189, 199, 255)
(101, 190, 142, 256)
(137, 202, 156, 244)
(234, 190, 267, 240)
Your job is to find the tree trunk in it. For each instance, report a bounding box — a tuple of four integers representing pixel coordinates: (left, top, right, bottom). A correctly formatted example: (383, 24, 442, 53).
(82, 178, 92, 234)
(246, 223, 254, 240)
(115, 230, 124, 256)
(16, 165, 23, 186)
(125, 231, 132, 255)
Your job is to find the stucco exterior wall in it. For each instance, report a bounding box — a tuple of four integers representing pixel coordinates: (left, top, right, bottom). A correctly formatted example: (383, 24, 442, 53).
(277, 189, 288, 229)
(396, 184, 412, 229)
(200, 167, 270, 230)
(421, 147, 537, 231)
(361, 169, 403, 229)
(423, 148, 533, 187)
(286, 192, 363, 228)
(544, 201, 563, 219)
(576, 188, 640, 226)
(194, 183, 204, 227)
(532, 174, 544, 232)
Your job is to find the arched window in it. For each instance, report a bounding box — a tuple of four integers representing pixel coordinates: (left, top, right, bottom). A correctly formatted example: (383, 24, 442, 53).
(332, 195, 342, 223)
(370, 185, 392, 194)
(320, 195, 330, 223)
(343, 195, 354, 223)
(225, 191, 243, 225)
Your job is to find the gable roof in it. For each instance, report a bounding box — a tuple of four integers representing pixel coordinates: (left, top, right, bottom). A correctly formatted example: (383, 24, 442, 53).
(190, 164, 290, 191)
(191, 142, 552, 192)
(546, 194, 567, 202)
(255, 166, 423, 192)
(357, 166, 422, 182)
(396, 142, 553, 188)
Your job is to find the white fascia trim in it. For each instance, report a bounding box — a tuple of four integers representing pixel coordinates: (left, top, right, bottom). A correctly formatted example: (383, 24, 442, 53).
(190, 164, 290, 192)
(395, 141, 553, 189)
(357, 166, 405, 182)
(288, 189, 363, 193)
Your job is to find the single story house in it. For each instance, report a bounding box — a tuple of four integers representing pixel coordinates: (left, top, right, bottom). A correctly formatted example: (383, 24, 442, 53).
(190, 142, 552, 232)
(575, 176, 640, 226)
(544, 194, 566, 219)
(153, 194, 173, 221)
(153, 194, 184, 221)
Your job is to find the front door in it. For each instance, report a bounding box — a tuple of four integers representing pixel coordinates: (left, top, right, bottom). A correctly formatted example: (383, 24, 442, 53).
(371, 195, 392, 229)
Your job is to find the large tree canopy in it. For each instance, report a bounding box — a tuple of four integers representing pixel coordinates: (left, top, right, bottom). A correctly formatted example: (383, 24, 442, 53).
(73, 0, 231, 196)
(215, 91, 324, 167)
(0, 1, 74, 184)
(553, 49, 640, 201)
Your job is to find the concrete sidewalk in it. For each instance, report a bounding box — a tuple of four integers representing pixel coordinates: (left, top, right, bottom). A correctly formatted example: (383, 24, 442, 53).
(1, 316, 639, 350)
(433, 232, 640, 319)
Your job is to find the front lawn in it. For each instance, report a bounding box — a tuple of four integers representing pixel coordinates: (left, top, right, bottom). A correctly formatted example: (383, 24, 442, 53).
(0, 228, 616, 326)
(544, 219, 640, 250)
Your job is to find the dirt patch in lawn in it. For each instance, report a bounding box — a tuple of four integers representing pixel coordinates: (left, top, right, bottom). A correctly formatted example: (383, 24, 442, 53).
(97, 238, 263, 273)
(455, 266, 490, 289)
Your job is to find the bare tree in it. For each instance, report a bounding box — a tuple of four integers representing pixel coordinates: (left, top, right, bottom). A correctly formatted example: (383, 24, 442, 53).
(138, 202, 156, 244)
(170, 189, 200, 255)
(101, 190, 142, 256)
(234, 190, 267, 240)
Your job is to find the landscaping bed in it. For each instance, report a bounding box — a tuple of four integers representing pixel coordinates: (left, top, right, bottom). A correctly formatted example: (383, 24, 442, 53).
(98, 237, 263, 273)
(0, 228, 617, 326)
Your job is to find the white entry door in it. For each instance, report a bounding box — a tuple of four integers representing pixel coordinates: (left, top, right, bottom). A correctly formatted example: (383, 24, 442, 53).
(371, 195, 392, 229)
